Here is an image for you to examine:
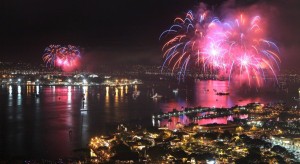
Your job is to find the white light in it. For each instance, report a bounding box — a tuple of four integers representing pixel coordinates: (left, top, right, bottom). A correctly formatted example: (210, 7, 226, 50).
(36, 79, 39, 82)
(83, 79, 87, 84)
(207, 160, 215, 164)
(18, 79, 21, 82)
(68, 79, 72, 83)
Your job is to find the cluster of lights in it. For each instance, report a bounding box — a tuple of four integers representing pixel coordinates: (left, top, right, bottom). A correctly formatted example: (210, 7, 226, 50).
(89, 137, 110, 149)
(89, 137, 111, 162)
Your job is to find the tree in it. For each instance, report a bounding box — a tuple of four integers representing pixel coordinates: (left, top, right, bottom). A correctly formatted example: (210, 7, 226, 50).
(110, 142, 139, 162)
(271, 145, 289, 155)
(236, 147, 262, 164)
(220, 130, 232, 141)
(147, 145, 168, 161)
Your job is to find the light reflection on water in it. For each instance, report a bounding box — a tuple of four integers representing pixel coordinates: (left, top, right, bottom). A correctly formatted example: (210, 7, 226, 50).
(159, 80, 277, 113)
(158, 80, 292, 130)
(17, 86, 21, 107)
(36, 85, 40, 95)
(67, 86, 72, 105)
(0, 80, 293, 159)
(8, 86, 13, 107)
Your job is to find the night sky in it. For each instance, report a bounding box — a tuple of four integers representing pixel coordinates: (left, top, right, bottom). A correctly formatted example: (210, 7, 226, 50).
(0, 0, 299, 72)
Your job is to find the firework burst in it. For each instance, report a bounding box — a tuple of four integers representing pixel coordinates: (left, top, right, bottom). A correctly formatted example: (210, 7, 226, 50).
(160, 8, 220, 79)
(161, 9, 280, 86)
(42, 45, 81, 71)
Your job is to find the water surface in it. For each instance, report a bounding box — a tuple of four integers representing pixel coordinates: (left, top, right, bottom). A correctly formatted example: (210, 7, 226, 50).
(0, 80, 296, 159)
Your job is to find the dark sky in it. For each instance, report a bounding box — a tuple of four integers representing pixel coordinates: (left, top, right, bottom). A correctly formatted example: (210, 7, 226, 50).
(0, 0, 299, 72)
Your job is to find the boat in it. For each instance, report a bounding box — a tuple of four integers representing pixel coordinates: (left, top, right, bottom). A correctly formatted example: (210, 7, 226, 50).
(151, 93, 162, 99)
(132, 91, 140, 99)
(216, 92, 230, 96)
(172, 88, 179, 94)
